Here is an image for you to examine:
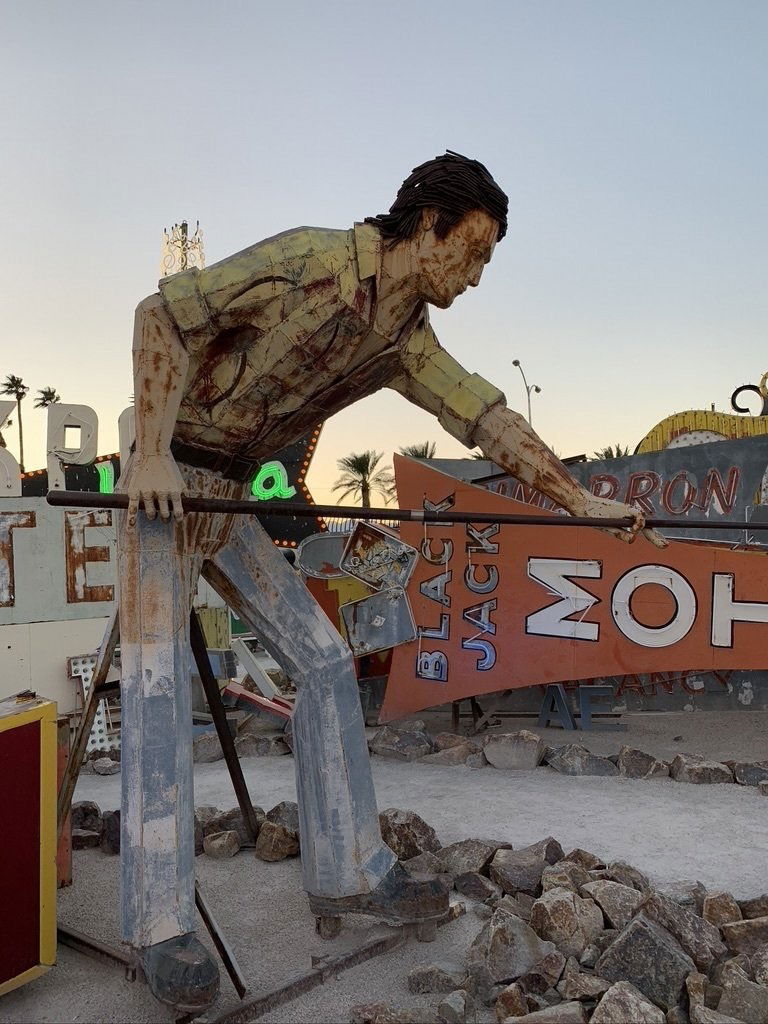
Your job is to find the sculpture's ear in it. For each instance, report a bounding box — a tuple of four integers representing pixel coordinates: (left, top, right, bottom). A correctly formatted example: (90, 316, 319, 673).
(419, 208, 439, 232)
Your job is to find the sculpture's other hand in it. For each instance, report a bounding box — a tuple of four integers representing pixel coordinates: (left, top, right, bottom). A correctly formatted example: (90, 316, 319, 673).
(117, 452, 186, 527)
(580, 494, 668, 549)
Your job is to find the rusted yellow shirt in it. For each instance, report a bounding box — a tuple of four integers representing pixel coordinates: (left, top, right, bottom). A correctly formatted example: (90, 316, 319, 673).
(159, 223, 504, 459)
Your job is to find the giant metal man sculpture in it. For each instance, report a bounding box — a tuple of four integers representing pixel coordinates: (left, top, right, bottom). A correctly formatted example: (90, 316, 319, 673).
(118, 153, 662, 1011)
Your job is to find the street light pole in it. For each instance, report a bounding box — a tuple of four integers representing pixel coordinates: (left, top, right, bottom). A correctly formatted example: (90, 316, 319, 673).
(512, 359, 542, 426)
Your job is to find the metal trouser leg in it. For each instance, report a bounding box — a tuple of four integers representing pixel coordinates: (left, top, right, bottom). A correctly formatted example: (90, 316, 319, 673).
(117, 510, 196, 948)
(204, 515, 396, 900)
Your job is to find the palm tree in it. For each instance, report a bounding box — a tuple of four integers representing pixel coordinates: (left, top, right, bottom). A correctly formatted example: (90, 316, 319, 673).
(34, 387, 61, 408)
(332, 450, 393, 507)
(0, 375, 29, 471)
(398, 441, 437, 459)
(593, 443, 631, 460)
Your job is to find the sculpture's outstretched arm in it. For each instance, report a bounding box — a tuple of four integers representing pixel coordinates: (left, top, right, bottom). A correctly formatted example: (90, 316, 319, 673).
(117, 294, 189, 527)
(394, 320, 666, 548)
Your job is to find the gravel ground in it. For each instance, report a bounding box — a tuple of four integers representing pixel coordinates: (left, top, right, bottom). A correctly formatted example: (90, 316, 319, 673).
(2, 710, 768, 1023)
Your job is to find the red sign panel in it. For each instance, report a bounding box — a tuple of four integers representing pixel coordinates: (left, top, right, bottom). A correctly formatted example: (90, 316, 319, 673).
(382, 457, 768, 721)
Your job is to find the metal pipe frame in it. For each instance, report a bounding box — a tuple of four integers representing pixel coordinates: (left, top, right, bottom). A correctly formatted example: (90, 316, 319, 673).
(46, 489, 768, 533)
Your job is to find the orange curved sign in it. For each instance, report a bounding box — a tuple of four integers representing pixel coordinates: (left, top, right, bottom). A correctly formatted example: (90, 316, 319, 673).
(382, 456, 768, 721)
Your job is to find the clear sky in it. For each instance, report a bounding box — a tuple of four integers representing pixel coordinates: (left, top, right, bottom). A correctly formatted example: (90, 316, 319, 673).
(2, 0, 766, 503)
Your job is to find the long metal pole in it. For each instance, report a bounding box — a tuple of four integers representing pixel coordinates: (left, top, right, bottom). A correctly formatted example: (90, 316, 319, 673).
(46, 489, 768, 533)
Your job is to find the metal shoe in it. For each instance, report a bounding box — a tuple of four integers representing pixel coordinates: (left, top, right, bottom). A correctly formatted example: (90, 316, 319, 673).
(308, 862, 449, 925)
(138, 931, 220, 1013)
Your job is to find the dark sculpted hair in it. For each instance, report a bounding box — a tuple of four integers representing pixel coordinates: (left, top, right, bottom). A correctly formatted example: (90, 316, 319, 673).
(365, 151, 508, 245)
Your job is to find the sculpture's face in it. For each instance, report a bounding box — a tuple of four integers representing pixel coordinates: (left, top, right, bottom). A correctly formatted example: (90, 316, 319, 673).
(416, 209, 499, 308)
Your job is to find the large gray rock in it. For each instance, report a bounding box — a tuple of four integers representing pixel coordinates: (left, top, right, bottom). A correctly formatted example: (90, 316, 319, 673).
(733, 761, 768, 786)
(490, 838, 564, 896)
(516, 950, 566, 994)
(590, 981, 665, 1023)
(455, 872, 502, 904)
(436, 839, 506, 877)
(642, 891, 726, 972)
(530, 887, 603, 958)
(603, 860, 650, 894)
(556, 957, 611, 1000)
(752, 943, 768, 985)
(580, 880, 644, 930)
(563, 848, 605, 871)
(192, 730, 224, 763)
(739, 894, 768, 919)
(545, 745, 618, 777)
(436, 989, 473, 1024)
(266, 800, 300, 835)
(506, 1004, 586, 1023)
(484, 731, 545, 771)
(71, 800, 102, 833)
(702, 891, 742, 927)
(407, 963, 468, 994)
(203, 806, 264, 847)
(670, 754, 733, 785)
(617, 747, 669, 779)
(72, 828, 100, 849)
(420, 745, 474, 766)
(655, 879, 707, 914)
(370, 725, 433, 761)
(496, 893, 536, 923)
(595, 914, 695, 1010)
(403, 851, 442, 876)
(379, 808, 441, 860)
(721, 916, 768, 955)
(467, 909, 558, 984)
(433, 732, 468, 752)
(494, 982, 528, 1019)
(203, 829, 240, 859)
(541, 862, 591, 895)
(254, 820, 299, 861)
(234, 732, 290, 757)
(100, 809, 120, 855)
(689, 1008, 742, 1024)
(92, 756, 120, 775)
(717, 964, 768, 1023)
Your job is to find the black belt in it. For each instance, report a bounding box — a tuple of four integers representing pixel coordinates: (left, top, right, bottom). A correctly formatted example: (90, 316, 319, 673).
(170, 439, 260, 483)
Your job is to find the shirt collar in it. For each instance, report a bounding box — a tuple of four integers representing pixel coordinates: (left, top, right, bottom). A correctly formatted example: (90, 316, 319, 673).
(354, 221, 381, 282)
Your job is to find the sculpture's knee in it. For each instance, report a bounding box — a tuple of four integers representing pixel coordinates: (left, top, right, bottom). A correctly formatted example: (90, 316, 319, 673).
(294, 630, 354, 688)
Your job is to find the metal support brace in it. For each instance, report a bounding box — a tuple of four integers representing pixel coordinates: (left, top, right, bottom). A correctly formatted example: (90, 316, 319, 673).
(57, 608, 120, 837)
(189, 609, 261, 844)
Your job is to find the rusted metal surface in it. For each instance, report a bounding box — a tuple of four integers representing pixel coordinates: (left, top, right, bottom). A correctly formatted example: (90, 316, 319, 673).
(340, 587, 416, 656)
(296, 532, 350, 579)
(208, 902, 465, 1024)
(64, 509, 114, 603)
(340, 523, 419, 590)
(47, 488, 768, 533)
(189, 610, 260, 845)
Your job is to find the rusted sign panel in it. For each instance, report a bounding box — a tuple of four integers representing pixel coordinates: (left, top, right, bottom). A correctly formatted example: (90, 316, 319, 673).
(340, 523, 419, 590)
(383, 456, 768, 721)
(340, 587, 416, 656)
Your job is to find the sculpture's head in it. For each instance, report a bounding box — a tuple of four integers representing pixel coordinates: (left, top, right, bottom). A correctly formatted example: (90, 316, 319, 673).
(366, 152, 508, 308)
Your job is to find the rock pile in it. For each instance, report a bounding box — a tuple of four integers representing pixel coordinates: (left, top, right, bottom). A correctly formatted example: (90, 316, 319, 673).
(70, 799, 301, 862)
(369, 724, 768, 795)
(347, 807, 768, 1024)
